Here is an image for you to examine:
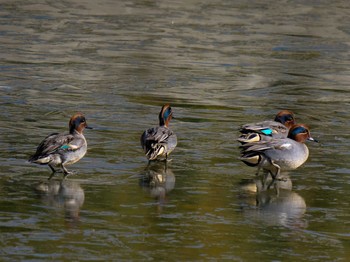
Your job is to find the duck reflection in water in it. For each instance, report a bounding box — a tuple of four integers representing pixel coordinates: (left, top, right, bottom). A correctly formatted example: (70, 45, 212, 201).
(35, 179, 84, 222)
(139, 162, 175, 205)
(239, 174, 307, 229)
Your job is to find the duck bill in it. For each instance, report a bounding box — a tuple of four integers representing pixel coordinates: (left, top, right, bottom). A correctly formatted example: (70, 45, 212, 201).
(85, 125, 93, 129)
(308, 137, 319, 143)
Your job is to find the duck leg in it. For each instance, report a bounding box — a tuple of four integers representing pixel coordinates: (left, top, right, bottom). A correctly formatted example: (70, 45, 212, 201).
(255, 157, 266, 176)
(261, 171, 270, 191)
(48, 165, 57, 180)
(61, 164, 74, 179)
(165, 153, 168, 171)
(267, 161, 281, 189)
(269, 161, 281, 180)
(274, 181, 280, 196)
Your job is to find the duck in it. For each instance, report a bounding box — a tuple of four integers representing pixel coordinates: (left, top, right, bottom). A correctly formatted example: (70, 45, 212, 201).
(29, 113, 91, 179)
(239, 124, 317, 180)
(238, 110, 295, 144)
(141, 104, 177, 162)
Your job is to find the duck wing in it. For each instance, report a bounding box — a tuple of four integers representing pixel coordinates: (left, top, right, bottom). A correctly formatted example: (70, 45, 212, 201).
(29, 132, 74, 161)
(240, 138, 292, 154)
(141, 126, 176, 160)
(240, 120, 289, 136)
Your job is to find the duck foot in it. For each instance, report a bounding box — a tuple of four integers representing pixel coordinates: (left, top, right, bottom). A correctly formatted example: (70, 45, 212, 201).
(48, 165, 59, 180)
(63, 170, 77, 179)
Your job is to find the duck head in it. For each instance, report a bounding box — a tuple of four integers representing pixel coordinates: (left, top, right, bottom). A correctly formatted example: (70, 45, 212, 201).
(288, 124, 318, 143)
(158, 104, 173, 127)
(274, 110, 295, 129)
(69, 113, 92, 134)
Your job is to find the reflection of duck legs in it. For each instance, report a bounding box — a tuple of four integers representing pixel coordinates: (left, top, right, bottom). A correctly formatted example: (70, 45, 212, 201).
(257, 171, 292, 195)
(147, 157, 172, 172)
(256, 168, 295, 196)
(239, 176, 306, 228)
(140, 162, 175, 201)
(35, 179, 85, 221)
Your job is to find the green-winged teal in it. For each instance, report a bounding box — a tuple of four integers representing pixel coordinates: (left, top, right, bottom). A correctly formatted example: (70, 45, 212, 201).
(238, 110, 295, 144)
(239, 124, 317, 180)
(29, 113, 92, 179)
(141, 104, 177, 162)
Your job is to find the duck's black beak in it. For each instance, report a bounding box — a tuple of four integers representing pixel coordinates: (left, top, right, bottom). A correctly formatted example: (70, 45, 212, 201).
(308, 137, 319, 143)
(85, 125, 93, 129)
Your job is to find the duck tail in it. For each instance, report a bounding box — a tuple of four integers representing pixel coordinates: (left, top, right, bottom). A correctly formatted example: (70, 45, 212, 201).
(237, 133, 261, 144)
(146, 144, 165, 161)
(28, 155, 51, 164)
(28, 154, 37, 163)
(239, 152, 261, 167)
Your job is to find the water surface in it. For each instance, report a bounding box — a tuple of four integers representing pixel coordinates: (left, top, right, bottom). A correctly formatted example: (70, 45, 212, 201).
(1, 0, 350, 261)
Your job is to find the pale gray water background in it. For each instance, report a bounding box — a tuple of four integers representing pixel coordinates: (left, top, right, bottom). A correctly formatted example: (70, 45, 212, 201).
(1, 0, 350, 261)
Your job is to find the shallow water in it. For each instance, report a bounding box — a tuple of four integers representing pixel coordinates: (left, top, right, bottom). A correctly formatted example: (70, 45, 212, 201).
(1, 0, 350, 261)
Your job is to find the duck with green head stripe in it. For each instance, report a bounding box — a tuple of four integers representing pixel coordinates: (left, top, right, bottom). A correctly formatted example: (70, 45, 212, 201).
(29, 113, 92, 179)
(239, 124, 318, 180)
(238, 110, 295, 144)
(141, 104, 177, 162)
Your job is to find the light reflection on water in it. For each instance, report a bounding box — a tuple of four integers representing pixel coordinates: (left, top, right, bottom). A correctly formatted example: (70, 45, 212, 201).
(0, 0, 350, 260)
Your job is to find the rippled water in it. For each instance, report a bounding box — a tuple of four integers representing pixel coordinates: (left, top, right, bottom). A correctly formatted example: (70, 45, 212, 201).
(1, 0, 350, 261)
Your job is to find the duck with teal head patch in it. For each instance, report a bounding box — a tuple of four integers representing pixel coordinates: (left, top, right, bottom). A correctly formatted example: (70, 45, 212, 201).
(239, 124, 318, 180)
(141, 104, 177, 162)
(29, 113, 92, 179)
(238, 110, 295, 144)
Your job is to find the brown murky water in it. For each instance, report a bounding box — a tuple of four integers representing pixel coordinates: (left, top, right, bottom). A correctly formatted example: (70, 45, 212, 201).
(1, 0, 350, 260)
